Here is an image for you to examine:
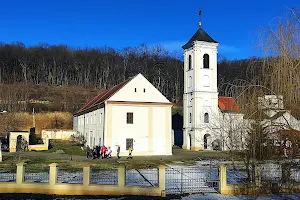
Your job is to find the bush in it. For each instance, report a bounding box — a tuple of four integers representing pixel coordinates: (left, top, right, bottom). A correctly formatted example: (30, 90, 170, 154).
(70, 134, 86, 146)
(29, 127, 37, 145)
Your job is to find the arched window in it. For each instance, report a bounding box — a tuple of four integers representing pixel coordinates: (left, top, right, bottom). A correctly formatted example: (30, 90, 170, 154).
(203, 54, 209, 69)
(204, 113, 209, 123)
(188, 55, 192, 70)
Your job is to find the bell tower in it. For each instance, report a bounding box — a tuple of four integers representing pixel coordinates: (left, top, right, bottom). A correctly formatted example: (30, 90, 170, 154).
(182, 15, 219, 151)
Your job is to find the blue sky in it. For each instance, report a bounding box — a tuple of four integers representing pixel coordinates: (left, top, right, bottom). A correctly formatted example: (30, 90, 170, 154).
(0, 0, 299, 60)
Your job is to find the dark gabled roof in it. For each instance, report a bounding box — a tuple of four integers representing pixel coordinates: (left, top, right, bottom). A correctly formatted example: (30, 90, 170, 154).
(182, 28, 218, 49)
(218, 97, 240, 112)
(76, 77, 133, 115)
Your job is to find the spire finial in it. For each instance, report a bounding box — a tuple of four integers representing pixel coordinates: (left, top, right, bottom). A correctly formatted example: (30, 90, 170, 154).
(198, 10, 202, 27)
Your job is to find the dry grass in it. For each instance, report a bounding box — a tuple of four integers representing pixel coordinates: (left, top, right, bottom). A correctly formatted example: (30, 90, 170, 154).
(0, 112, 73, 136)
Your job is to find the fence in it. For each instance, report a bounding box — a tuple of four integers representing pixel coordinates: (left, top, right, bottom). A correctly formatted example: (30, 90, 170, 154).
(24, 165, 49, 183)
(1, 162, 300, 196)
(219, 162, 300, 195)
(57, 167, 83, 184)
(125, 168, 159, 187)
(165, 166, 219, 194)
(90, 167, 118, 185)
(226, 164, 254, 185)
(0, 167, 16, 182)
(0, 162, 166, 197)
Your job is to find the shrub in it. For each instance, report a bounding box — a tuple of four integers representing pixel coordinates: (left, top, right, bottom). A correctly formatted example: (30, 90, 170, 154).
(29, 127, 37, 145)
(70, 134, 86, 146)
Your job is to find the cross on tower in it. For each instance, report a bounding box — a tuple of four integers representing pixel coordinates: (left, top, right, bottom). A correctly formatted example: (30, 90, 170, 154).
(198, 10, 202, 27)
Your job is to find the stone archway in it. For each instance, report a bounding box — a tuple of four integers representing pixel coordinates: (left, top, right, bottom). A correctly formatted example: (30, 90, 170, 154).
(9, 131, 29, 152)
(204, 134, 211, 150)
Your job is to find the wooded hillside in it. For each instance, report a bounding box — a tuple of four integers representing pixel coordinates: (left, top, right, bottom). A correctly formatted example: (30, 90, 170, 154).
(0, 42, 251, 113)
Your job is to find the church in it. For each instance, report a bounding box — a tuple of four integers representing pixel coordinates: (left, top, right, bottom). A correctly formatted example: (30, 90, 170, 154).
(181, 22, 300, 152)
(181, 24, 242, 151)
(73, 73, 173, 156)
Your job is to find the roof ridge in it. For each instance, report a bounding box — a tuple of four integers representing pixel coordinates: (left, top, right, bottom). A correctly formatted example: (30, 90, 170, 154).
(76, 75, 137, 114)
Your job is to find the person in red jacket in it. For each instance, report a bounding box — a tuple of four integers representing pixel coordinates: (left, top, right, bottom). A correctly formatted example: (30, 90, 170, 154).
(101, 145, 107, 159)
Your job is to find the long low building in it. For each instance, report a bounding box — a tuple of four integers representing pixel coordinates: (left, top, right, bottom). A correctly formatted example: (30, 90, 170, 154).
(73, 73, 173, 156)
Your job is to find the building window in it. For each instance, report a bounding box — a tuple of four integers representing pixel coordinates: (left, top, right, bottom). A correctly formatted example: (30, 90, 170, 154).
(126, 138, 133, 150)
(143, 88, 146, 93)
(204, 113, 209, 123)
(188, 76, 192, 88)
(94, 114, 96, 124)
(188, 55, 192, 70)
(134, 88, 137, 92)
(100, 113, 102, 124)
(203, 54, 209, 69)
(189, 113, 192, 123)
(127, 112, 133, 124)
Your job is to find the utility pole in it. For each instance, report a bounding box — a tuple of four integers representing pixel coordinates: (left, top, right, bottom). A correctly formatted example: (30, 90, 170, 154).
(33, 108, 36, 128)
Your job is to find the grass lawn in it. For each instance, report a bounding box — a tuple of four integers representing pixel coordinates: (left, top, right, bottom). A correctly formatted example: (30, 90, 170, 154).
(0, 141, 233, 171)
(39, 140, 86, 156)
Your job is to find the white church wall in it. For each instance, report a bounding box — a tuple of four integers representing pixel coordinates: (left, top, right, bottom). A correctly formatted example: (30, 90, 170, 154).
(110, 105, 149, 154)
(152, 106, 168, 155)
(108, 74, 170, 103)
(75, 107, 105, 147)
(193, 41, 218, 93)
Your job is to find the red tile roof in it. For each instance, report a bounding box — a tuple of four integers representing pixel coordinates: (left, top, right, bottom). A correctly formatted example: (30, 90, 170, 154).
(77, 78, 131, 114)
(218, 96, 239, 112)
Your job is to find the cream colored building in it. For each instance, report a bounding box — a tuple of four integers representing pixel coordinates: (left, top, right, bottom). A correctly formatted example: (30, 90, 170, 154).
(73, 73, 173, 156)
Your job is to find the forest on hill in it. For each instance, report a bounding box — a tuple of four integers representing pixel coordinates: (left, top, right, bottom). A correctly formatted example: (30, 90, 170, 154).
(0, 42, 252, 113)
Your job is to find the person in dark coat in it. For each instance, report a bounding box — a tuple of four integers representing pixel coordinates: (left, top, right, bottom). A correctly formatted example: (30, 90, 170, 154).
(86, 145, 91, 159)
(96, 145, 100, 158)
(117, 146, 121, 159)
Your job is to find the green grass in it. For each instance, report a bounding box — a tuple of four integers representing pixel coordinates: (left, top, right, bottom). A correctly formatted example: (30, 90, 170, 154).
(39, 140, 86, 156)
(0, 143, 234, 171)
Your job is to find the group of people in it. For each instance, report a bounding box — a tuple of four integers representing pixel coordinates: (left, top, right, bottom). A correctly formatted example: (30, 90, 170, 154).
(86, 145, 113, 159)
(85, 145, 133, 159)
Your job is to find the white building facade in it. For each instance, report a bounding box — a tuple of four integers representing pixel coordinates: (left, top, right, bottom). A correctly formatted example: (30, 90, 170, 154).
(182, 26, 221, 151)
(182, 25, 245, 151)
(74, 73, 173, 156)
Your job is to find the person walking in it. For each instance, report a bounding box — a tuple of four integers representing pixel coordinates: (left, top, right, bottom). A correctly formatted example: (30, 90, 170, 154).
(99, 146, 103, 159)
(117, 146, 121, 159)
(101, 145, 107, 159)
(86, 145, 91, 159)
(107, 146, 112, 158)
(96, 145, 100, 158)
(127, 146, 133, 159)
(92, 146, 97, 159)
